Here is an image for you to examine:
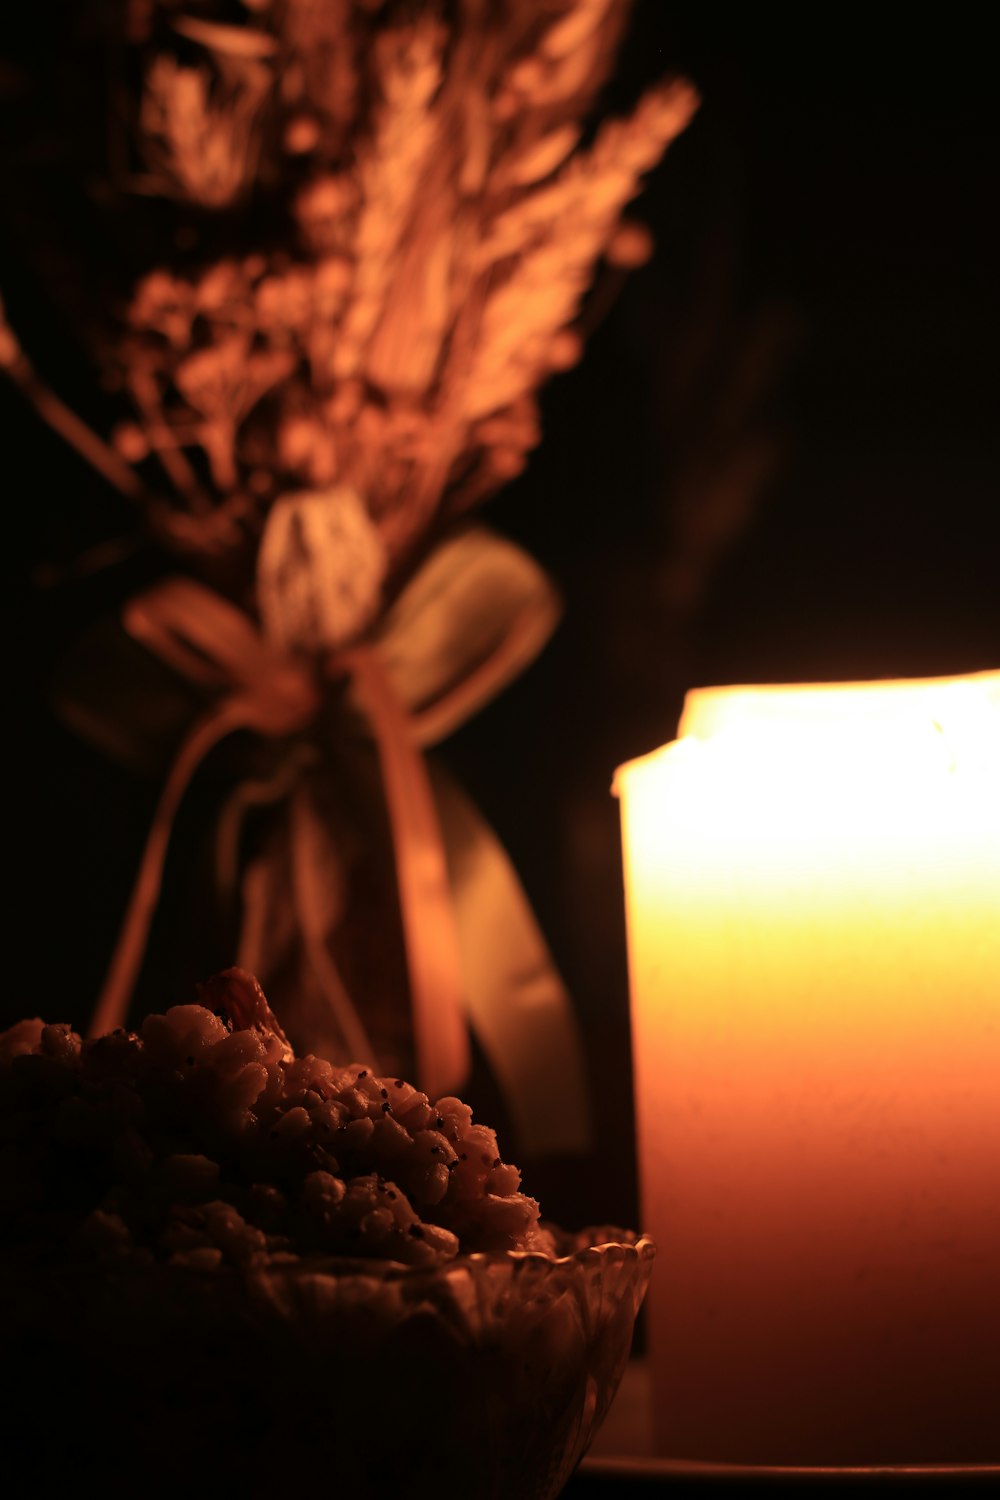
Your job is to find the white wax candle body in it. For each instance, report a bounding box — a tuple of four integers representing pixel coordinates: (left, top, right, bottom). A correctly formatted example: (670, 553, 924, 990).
(617, 674, 1000, 1464)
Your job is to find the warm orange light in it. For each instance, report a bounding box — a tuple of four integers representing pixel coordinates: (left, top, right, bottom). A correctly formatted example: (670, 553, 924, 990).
(614, 670, 1000, 1465)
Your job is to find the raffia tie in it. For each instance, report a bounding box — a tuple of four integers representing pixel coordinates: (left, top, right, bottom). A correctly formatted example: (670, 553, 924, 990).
(88, 576, 470, 1101)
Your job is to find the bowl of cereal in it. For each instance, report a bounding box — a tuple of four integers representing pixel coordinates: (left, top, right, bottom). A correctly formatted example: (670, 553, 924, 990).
(0, 970, 652, 1499)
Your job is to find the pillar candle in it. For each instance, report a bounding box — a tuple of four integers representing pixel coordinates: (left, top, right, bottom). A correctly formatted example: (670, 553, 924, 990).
(614, 671, 1000, 1464)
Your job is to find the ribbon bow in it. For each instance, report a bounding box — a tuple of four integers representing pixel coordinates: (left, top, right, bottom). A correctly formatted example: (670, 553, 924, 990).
(75, 528, 590, 1152)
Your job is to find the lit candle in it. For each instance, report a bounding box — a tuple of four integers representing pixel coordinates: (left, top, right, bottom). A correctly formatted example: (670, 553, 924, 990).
(614, 671, 1000, 1464)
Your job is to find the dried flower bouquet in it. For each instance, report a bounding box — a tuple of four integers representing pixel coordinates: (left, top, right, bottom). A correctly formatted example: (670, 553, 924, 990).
(3, 0, 695, 1153)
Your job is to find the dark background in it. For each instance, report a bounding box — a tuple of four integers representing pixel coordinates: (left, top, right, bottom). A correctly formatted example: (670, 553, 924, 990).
(5, 6, 998, 1235)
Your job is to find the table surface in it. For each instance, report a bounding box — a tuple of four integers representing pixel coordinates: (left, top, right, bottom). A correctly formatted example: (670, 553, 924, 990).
(562, 1363, 1000, 1492)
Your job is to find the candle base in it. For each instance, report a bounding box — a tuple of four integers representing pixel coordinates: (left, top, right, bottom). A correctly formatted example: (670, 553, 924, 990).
(583, 1360, 1000, 1479)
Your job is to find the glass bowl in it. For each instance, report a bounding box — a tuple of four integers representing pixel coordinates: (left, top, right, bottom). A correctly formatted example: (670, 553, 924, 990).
(5, 1225, 653, 1498)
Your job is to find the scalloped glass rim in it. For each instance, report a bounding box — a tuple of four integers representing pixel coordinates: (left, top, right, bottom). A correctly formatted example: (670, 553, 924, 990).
(238, 1226, 656, 1282)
